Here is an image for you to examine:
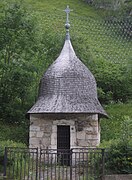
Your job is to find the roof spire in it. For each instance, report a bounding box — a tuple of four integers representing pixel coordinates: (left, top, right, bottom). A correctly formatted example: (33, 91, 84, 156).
(64, 5, 72, 40)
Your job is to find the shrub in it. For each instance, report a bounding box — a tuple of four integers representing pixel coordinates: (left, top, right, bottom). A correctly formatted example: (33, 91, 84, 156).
(0, 140, 26, 154)
(0, 122, 29, 145)
(93, 58, 132, 104)
(100, 116, 132, 174)
(106, 141, 132, 174)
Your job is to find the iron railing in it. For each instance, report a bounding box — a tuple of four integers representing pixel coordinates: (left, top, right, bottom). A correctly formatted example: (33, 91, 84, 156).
(4, 147, 38, 180)
(3, 147, 106, 180)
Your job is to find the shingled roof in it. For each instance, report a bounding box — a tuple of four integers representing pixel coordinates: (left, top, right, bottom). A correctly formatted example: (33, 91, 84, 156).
(28, 6, 107, 118)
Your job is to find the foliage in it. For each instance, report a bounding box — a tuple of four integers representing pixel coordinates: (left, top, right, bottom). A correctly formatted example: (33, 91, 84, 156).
(0, 2, 36, 64)
(0, 140, 26, 173)
(93, 59, 132, 103)
(0, 2, 65, 125)
(106, 141, 132, 174)
(0, 2, 38, 125)
(0, 140, 26, 155)
(85, 0, 132, 14)
(100, 103, 132, 141)
(100, 116, 132, 174)
(0, 62, 34, 124)
(0, 121, 29, 144)
(84, 0, 132, 40)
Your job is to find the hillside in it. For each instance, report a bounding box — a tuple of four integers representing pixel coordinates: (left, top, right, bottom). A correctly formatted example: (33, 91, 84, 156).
(0, 0, 132, 145)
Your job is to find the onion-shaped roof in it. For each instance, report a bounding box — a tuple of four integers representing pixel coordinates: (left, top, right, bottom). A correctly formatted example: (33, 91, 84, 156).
(28, 38, 107, 118)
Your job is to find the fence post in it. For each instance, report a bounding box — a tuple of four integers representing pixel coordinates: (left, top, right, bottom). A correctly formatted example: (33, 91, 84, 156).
(102, 148, 105, 180)
(3, 147, 7, 177)
(35, 148, 39, 180)
(70, 149, 73, 180)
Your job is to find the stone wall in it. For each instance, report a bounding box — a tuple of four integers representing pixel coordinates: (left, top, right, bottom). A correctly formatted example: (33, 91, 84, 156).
(29, 113, 100, 149)
(75, 114, 100, 147)
(29, 114, 53, 149)
(104, 175, 132, 180)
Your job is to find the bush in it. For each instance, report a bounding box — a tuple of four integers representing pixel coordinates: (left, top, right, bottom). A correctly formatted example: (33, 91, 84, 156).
(106, 141, 132, 174)
(100, 116, 132, 174)
(0, 121, 29, 145)
(93, 58, 132, 104)
(0, 140, 26, 155)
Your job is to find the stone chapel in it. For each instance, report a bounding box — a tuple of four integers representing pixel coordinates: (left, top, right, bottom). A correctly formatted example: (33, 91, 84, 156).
(27, 6, 107, 151)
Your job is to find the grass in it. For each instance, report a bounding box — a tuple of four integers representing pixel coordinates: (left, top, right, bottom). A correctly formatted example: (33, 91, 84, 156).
(101, 102, 132, 142)
(1, 0, 131, 68)
(3, 150, 36, 180)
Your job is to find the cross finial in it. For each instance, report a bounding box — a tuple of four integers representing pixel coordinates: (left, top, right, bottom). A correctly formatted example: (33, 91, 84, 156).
(64, 5, 72, 40)
(64, 5, 71, 24)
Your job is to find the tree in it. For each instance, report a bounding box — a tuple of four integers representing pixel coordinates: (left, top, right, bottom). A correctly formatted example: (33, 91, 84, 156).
(0, 2, 37, 64)
(0, 2, 63, 125)
(0, 2, 38, 124)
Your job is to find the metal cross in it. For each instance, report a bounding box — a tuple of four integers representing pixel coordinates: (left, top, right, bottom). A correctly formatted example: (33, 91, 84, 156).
(64, 5, 72, 23)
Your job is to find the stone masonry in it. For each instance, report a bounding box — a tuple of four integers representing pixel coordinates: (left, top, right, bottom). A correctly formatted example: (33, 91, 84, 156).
(29, 113, 100, 149)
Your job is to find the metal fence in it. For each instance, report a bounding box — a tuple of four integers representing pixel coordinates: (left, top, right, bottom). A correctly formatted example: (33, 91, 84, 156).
(3, 147, 38, 180)
(3, 147, 106, 180)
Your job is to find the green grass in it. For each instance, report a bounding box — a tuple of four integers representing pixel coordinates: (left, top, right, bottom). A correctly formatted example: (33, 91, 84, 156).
(101, 103, 132, 142)
(32, 1, 131, 66)
(1, 0, 131, 68)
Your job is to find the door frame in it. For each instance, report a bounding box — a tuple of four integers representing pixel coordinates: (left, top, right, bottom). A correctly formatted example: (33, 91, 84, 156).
(51, 120, 76, 149)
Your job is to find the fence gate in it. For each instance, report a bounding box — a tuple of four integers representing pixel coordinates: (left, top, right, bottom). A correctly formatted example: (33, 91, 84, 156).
(3, 147, 105, 180)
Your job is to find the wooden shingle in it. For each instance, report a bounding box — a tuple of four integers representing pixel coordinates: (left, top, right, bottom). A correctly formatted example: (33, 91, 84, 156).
(28, 38, 107, 118)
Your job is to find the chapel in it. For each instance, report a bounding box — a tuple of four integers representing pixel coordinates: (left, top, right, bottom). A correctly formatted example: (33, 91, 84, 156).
(28, 6, 107, 152)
